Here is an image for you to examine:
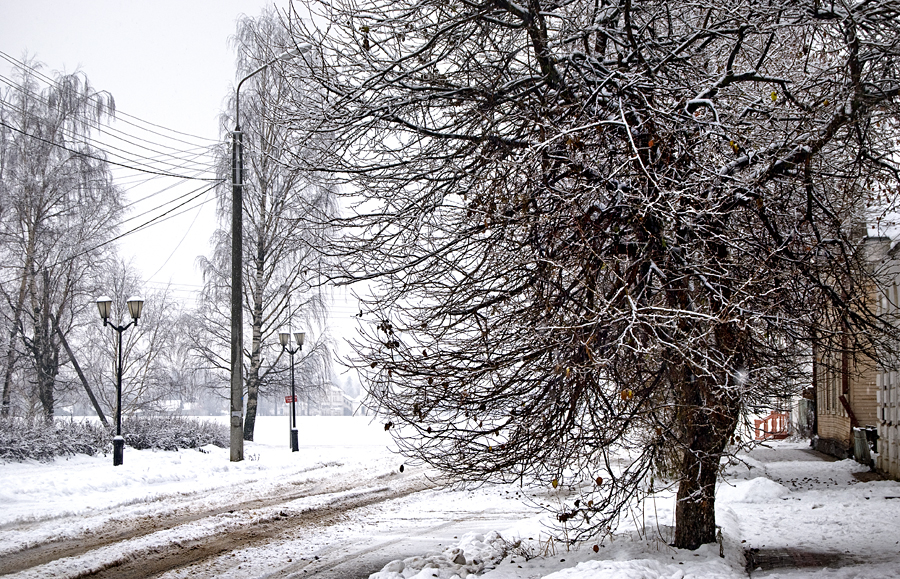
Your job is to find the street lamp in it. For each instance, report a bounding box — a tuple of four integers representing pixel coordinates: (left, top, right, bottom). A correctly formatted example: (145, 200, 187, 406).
(231, 44, 311, 462)
(96, 295, 144, 466)
(279, 330, 305, 452)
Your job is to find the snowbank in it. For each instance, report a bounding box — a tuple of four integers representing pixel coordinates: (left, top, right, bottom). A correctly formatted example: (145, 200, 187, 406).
(370, 531, 508, 579)
(717, 477, 789, 503)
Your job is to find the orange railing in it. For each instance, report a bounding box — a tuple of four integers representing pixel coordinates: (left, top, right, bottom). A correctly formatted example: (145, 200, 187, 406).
(754, 411, 790, 440)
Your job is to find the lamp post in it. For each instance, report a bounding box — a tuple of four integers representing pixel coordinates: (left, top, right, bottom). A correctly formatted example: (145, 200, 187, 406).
(279, 330, 305, 452)
(231, 44, 311, 462)
(96, 295, 144, 466)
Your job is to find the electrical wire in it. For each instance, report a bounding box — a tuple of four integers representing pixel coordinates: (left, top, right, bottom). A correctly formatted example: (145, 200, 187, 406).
(144, 185, 216, 283)
(0, 89, 219, 176)
(0, 50, 220, 145)
(118, 181, 216, 226)
(0, 52, 249, 297)
(0, 180, 221, 287)
(0, 60, 221, 176)
(0, 118, 220, 181)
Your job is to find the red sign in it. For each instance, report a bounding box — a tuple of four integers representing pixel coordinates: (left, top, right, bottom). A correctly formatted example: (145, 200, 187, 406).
(285, 395, 297, 404)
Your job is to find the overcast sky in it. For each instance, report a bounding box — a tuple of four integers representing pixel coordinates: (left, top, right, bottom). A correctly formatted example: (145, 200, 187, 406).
(0, 0, 364, 359)
(0, 0, 283, 303)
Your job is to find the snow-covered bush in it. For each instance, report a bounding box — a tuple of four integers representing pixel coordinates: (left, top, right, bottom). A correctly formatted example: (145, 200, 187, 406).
(0, 418, 108, 462)
(0, 416, 228, 461)
(119, 416, 227, 451)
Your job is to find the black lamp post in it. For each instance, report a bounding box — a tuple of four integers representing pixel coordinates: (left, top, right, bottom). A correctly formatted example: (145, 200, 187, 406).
(96, 295, 144, 466)
(279, 330, 305, 452)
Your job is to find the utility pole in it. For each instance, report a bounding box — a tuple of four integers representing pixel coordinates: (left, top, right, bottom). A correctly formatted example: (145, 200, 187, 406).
(230, 112, 244, 462)
(230, 44, 309, 462)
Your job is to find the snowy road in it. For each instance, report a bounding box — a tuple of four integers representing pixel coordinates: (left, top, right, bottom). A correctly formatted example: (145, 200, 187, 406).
(3, 471, 422, 577)
(0, 417, 537, 579)
(3, 469, 531, 579)
(6, 420, 900, 579)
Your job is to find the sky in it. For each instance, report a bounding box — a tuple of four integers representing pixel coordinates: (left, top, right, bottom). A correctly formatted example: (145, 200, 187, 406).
(0, 0, 286, 304)
(0, 0, 364, 355)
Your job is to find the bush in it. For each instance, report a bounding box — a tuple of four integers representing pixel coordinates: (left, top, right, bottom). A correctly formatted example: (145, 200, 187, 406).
(120, 416, 228, 451)
(0, 417, 109, 462)
(0, 416, 228, 461)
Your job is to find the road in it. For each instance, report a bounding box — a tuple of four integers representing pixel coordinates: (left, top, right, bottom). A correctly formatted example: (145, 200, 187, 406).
(1, 463, 533, 579)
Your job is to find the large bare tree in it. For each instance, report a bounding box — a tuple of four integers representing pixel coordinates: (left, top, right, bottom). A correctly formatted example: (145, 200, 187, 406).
(282, 0, 900, 549)
(0, 60, 121, 419)
(192, 9, 336, 440)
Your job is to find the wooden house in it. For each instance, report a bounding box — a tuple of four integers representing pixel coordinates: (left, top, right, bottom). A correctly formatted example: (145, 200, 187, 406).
(873, 236, 900, 478)
(813, 237, 884, 460)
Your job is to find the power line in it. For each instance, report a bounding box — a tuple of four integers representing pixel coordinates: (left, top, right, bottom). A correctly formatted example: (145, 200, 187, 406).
(0, 69, 220, 164)
(0, 119, 220, 181)
(145, 184, 215, 283)
(0, 181, 220, 287)
(0, 56, 222, 179)
(119, 181, 216, 226)
(0, 87, 219, 176)
(0, 66, 227, 225)
(0, 50, 220, 145)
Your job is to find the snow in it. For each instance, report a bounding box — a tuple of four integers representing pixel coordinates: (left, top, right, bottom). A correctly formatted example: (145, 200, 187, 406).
(0, 416, 396, 529)
(717, 477, 789, 503)
(369, 531, 508, 579)
(2, 423, 900, 579)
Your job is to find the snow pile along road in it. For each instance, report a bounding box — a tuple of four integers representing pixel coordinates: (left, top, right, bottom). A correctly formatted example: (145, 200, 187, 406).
(367, 441, 900, 579)
(370, 531, 508, 579)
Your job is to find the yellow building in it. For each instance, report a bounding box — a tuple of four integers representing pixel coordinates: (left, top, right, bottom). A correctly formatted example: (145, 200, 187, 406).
(814, 237, 885, 463)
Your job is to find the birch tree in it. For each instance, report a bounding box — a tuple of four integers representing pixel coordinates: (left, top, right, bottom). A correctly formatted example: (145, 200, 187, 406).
(0, 60, 121, 419)
(282, 0, 900, 549)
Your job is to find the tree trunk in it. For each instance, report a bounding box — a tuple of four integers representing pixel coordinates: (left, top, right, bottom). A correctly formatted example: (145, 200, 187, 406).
(242, 283, 264, 441)
(1, 282, 25, 417)
(243, 368, 260, 441)
(2, 241, 34, 417)
(31, 271, 58, 421)
(242, 198, 268, 442)
(672, 370, 741, 549)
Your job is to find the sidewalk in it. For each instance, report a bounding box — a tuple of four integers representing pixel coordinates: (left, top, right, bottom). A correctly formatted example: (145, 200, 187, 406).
(369, 440, 900, 579)
(723, 441, 900, 578)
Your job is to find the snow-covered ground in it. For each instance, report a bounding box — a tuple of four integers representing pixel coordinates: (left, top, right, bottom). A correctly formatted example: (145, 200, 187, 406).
(2, 417, 899, 579)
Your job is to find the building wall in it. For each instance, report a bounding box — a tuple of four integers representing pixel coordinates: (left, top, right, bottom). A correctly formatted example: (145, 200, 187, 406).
(815, 237, 884, 459)
(816, 350, 877, 456)
(876, 250, 900, 479)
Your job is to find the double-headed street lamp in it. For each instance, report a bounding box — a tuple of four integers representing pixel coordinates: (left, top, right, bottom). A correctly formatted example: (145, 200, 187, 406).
(231, 44, 311, 462)
(96, 295, 144, 466)
(279, 330, 305, 452)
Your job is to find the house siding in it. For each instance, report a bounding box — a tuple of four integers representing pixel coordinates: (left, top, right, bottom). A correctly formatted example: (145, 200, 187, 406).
(868, 236, 900, 479)
(815, 237, 884, 461)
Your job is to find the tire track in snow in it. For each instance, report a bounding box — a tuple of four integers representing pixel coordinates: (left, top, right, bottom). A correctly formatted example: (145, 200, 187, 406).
(0, 469, 429, 577)
(268, 519, 462, 579)
(70, 477, 435, 579)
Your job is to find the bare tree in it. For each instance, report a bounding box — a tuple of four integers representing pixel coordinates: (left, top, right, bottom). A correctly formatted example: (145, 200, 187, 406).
(192, 9, 336, 439)
(78, 260, 183, 416)
(0, 59, 121, 419)
(282, 0, 900, 549)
